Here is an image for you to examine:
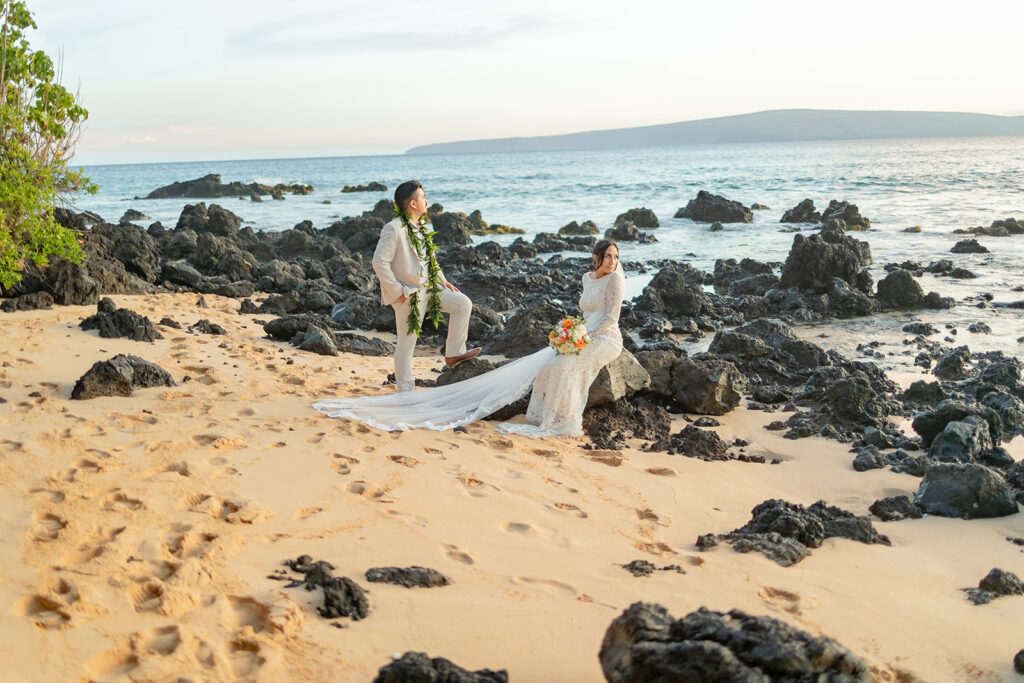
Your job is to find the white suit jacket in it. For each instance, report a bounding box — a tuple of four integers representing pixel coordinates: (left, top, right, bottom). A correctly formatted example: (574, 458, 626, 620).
(371, 217, 446, 305)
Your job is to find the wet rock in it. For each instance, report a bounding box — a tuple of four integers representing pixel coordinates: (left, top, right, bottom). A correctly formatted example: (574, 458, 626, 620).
(915, 463, 1018, 519)
(614, 208, 659, 228)
(558, 219, 600, 236)
(189, 319, 226, 335)
(852, 447, 888, 472)
(780, 198, 821, 223)
(1016, 650, 1024, 674)
(373, 652, 507, 683)
(599, 602, 869, 682)
(674, 190, 752, 223)
(922, 291, 955, 309)
(928, 416, 993, 463)
(951, 239, 988, 254)
(586, 350, 651, 407)
(821, 199, 870, 230)
(869, 496, 923, 521)
(431, 212, 473, 246)
(299, 325, 338, 356)
(71, 354, 176, 399)
(364, 566, 450, 588)
(80, 299, 163, 342)
(779, 232, 871, 294)
(968, 322, 991, 334)
(146, 174, 313, 199)
(669, 356, 746, 415)
(903, 322, 938, 336)
(341, 181, 386, 193)
(264, 314, 337, 341)
(932, 346, 972, 380)
(634, 263, 711, 318)
(604, 221, 656, 243)
(875, 269, 924, 310)
(963, 568, 1024, 605)
(158, 317, 181, 329)
(726, 272, 779, 297)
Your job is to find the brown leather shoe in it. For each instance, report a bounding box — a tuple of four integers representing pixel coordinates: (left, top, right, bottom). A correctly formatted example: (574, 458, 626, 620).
(445, 347, 481, 369)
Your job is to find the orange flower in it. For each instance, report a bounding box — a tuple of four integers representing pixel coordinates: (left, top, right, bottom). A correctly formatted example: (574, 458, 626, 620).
(575, 340, 584, 349)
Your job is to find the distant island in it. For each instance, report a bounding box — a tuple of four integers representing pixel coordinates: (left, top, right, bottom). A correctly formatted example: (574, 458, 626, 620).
(405, 108, 1024, 155)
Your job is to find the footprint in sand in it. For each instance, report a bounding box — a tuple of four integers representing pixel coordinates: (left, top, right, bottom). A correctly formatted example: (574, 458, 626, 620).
(294, 507, 324, 521)
(30, 512, 67, 542)
(139, 625, 182, 656)
(164, 526, 220, 560)
(306, 432, 326, 444)
(506, 522, 533, 534)
(584, 450, 624, 466)
(129, 581, 166, 613)
(634, 541, 677, 557)
(29, 488, 65, 504)
(347, 480, 394, 502)
(759, 586, 817, 615)
(387, 455, 421, 468)
(237, 407, 256, 417)
(330, 454, 359, 475)
(385, 510, 429, 528)
(443, 544, 474, 565)
(552, 503, 588, 519)
(85, 649, 140, 678)
(103, 491, 145, 512)
(511, 576, 577, 597)
(644, 467, 676, 476)
(14, 594, 71, 629)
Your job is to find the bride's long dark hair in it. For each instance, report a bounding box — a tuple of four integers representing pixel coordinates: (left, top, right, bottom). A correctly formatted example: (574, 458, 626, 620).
(592, 239, 617, 271)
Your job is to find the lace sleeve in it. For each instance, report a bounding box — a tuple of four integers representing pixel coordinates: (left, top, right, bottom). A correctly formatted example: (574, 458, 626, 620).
(587, 270, 625, 337)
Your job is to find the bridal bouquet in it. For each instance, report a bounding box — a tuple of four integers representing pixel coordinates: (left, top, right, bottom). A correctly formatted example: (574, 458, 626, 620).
(548, 316, 592, 355)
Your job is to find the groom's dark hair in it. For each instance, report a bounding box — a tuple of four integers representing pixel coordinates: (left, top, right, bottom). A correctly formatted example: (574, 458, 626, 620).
(394, 180, 422, 212)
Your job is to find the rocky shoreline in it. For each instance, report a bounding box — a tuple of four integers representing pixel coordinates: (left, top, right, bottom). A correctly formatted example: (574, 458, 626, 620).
(2, 190, 1023, 679)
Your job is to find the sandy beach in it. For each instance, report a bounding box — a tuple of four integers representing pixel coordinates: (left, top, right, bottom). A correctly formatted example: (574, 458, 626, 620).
(0, 292, 1020, 681)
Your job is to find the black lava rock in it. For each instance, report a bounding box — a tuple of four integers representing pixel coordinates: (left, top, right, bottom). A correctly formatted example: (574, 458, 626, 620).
(868, 496, 923, 521)
(963, 568, 1024, 605)
(599, 603, 870, 682)
(80, 299, 163, 342)
(373, 652, 507, 683)
(281, 556, 371, 620)
(364, 566, 451, 588)
(674, 190, 752, 223)
(951, 239, 989, 254)
(71, 354, 176, 400)
(914, 463, 1019, 519)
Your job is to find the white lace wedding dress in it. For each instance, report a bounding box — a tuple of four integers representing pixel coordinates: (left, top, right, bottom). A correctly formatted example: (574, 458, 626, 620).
(312, 264, 625, 437)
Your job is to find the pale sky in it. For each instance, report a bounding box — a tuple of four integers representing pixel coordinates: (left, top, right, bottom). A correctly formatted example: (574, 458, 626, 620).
(27, 0, 1024, 165)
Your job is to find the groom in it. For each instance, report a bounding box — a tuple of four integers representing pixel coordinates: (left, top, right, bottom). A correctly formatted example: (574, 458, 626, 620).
(372, 180, 480, 393)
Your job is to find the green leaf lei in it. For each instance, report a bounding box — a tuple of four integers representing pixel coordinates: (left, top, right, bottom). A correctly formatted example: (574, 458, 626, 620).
(394, 204, 444, 337)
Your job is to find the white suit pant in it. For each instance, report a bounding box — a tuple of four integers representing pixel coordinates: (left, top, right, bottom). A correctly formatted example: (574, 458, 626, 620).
(392, 288, 472, 393)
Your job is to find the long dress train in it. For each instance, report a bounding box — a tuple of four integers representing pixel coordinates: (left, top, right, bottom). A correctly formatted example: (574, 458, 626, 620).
(312, 265, 625, 437)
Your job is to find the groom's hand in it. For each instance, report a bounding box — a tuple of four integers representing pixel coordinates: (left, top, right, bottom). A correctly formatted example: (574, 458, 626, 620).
(442, 281, 461, 293)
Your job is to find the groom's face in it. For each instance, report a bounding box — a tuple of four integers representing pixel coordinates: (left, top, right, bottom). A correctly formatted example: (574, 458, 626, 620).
(407, 188, 427, 217)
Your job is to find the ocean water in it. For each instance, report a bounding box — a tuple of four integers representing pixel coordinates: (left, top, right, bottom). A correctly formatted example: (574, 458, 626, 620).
(73, 136, 1024, 370)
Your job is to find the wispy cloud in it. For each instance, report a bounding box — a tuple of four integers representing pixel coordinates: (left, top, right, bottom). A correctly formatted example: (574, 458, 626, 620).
(227, 14, 550, 56)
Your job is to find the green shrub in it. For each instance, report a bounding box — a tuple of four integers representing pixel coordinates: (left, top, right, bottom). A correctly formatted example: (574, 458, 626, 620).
(1, 0, 96, 289)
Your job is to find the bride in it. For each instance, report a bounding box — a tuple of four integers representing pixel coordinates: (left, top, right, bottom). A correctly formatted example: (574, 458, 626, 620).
(313, 240, 624, 437)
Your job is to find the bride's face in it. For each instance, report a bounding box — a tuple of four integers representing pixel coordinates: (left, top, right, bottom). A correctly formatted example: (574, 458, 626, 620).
(594, 245, 619, 276)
